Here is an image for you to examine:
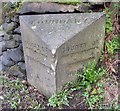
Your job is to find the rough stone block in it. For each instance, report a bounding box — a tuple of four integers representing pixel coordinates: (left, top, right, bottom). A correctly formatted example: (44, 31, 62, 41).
(20, 13, 106, 97)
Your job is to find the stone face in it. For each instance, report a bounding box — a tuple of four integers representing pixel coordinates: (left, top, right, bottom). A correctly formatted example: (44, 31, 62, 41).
(2, 22, 15, 33)
(14, 27, 21, 34)
(7, 64, 25, 78)
(3, 34, 12, 41)
(18, 2, 91, 14)
(4, 39, 19, 49)
(7, 47, 24, 62)
(2, 51, 15, 66)
(20, 13, 106, 97)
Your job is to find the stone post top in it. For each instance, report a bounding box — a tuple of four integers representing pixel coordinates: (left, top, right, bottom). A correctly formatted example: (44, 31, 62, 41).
(20, 12, 105, 50)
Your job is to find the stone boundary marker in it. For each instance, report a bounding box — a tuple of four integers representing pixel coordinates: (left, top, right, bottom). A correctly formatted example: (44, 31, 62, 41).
(20, 13, 105, 96)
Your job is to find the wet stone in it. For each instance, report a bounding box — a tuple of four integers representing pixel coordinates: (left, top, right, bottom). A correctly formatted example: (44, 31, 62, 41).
(20, 13, 106, 97)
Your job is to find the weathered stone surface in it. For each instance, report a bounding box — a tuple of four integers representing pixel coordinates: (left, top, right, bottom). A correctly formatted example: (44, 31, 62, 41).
(3, 34, 12, 41)
(2, 22, 15, 33)
(18, 2, 91, 14)
(14, 26, 21, 34)
(0, 41, 2, 55)
(1, 41, 6, 51)
(13, 34, 22, 43)
(7, 47, 24, 62)
(11, 15, 19, 23)
(4, 39, 19, 49)
(0, 36, 2, 42)
(17, 62, 26, 72)
(1, 51, 15, 66)
(20, 13, 106, 96)
(0, 30, 5, 37)
(7, 64, 25, 78)
(0, 59, 2, 71)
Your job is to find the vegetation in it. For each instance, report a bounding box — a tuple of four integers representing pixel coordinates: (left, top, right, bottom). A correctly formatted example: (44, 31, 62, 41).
(104, 7, 113, 34)
(1, 77, 45, 109)
(48, 61, 106, 109)
(1, 2, 119, 110)
(106, 37, 120, 54)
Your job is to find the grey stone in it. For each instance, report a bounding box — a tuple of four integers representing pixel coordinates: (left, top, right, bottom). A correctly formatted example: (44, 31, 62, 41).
(20, 13, 106, 97)
(0, 36, 2, 42)
(1, 41, 6, 51)
(5, 17, 11, 23)
(18, 43, 23, 51)
(17, 62, 26, 71)
(11, 15, 19, 23)
(3, 34, 12, 41)
(0, 59, 2, 71)
(7, 47, 24, 62)
(4, 39, 19, 49)
(2, 22, 15, 33)
(0, 56, 5, 71)
(0, 41, 2, 55)
(18, 2, 91, 14)
(13, 34, 22, 43)
(0, 31, 5, 37)
(7, 64, 25, 78)
(14, 26, 21, 34)
(1, 51, 14, 66)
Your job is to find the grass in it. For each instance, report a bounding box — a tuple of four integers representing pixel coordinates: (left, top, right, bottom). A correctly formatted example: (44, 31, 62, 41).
(2, 77, 45, 109)
(106, 37, 120, 55)
(48, 61, 106, 109)
(104, 8, 113, 34)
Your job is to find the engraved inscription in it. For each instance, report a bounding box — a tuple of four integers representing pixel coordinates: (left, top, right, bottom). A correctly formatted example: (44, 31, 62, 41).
(61, 39, 99, 55)
(24, 41, 47, 57)
(26, 55, 50, 69)
(32, 18, 82, 25)
(62, 43, 86, 54)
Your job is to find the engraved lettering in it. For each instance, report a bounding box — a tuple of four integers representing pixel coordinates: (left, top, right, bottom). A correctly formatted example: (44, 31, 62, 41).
(31, 18, 83, 25)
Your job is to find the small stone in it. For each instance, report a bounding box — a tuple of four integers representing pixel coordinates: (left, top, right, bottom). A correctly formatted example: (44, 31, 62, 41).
(17, 62, 26, 71)
(1, 52, 14, 66)
(3, 34, 12, 41)
(0, 41, 2, 55)
(0, 96, 4, 100)
(5, 17, 11, 23)
(7, 65, 25, 78)
(5, 39, 19, 49)
(0, 31, 5, 37)
(18, 2, 90, 14)
(18, 43, 23, 51)
(0, 37, 2, 42)
(0, 59, 3, 71)
(7, 47, 24, 62)
(1, 41, 6, 51)
(22, 80, 28, 84)
(14, 27, 21, 34)
(2, 22, 15, 33)
(13, 34, 22, 43)
(11, 15, 19, 23)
